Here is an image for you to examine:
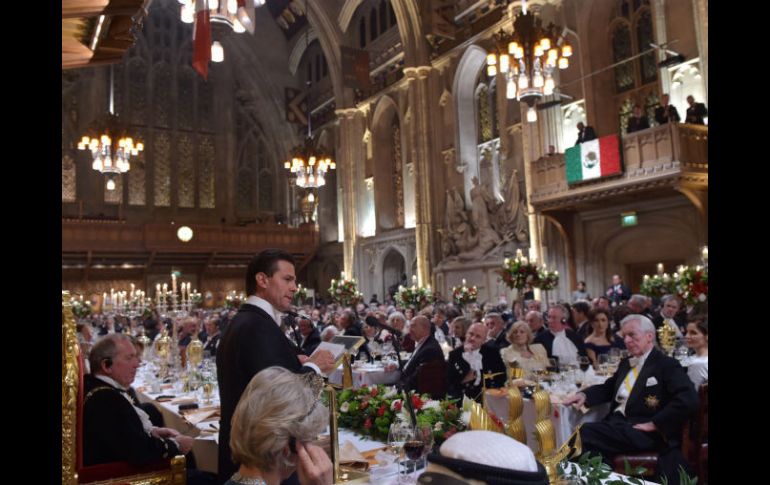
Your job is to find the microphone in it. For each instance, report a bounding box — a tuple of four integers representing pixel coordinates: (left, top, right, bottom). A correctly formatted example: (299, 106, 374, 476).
(365, 315, 402, 337)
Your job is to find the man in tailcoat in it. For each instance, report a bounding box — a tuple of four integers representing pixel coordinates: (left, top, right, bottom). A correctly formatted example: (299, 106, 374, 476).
(401, 315, 445, 392)
(447, 323, 506, 402)
(216, 249, 336, 483)
(563, 315, 698, 483)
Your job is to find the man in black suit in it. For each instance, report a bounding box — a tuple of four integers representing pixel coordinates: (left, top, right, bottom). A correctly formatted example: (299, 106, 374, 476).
(652, 294, 687, 340)
(575, 122, 597, 145)
(298, 314, 321, 356)
(628, 294, 655, 322)
(216, 249, 336, 483)
(654, 93, 680, 125)
(447, 322, 507, 402)
(83, 334, 195, 466)
(483, 312, 509, 350)
(606, 274, 631, 306)
(432, 306, 451, 342)
(564, 315, 698, 483)
(626, 104, 650, 133)
(401, 315, 445, 392)
(534, 305, 586, 365)
(685, 95, 707, 124)
(202, 316, 221, 357)
(571, 301, 592, 339)
(525, 310, 549, 340)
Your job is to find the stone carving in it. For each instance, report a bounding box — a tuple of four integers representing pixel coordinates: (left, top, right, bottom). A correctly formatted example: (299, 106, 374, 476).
(440, 170, 529, 261)
(393, 125, 405, 227)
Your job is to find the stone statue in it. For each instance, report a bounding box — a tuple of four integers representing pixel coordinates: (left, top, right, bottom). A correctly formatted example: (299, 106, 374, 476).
(495, 169, 529, 243)
(469, 176, 503, 249)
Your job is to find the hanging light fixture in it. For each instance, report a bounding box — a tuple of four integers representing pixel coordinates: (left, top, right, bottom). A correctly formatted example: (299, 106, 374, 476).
(486, 1, 572, 122)
(283, 0, 336, 190)
(78, 66, 143, 190)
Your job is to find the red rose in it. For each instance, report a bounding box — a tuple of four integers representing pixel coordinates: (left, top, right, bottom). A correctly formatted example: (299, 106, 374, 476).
(364, 418, 372, 429)
(411, 395, 424, 410)
(377, 405, 386, 417)
(394, 401, 402, 411)
(371, 387, 379, 397)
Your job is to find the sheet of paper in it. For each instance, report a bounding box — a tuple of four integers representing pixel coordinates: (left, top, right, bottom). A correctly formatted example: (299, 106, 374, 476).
(311, 341, 347, 360)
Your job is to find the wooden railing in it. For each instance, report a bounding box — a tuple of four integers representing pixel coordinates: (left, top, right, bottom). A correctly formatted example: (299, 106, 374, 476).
(530, 123, 708, 210)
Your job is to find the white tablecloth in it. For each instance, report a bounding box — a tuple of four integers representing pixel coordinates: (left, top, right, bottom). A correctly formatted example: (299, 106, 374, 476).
(133, 375, 220, 474)
(328, 363, 401, 389)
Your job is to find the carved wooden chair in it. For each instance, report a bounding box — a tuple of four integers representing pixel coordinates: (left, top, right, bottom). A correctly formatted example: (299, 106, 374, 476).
(62, 291, 186, 485)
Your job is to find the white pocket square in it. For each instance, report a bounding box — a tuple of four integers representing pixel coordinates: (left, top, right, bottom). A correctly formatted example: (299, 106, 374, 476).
(646, 377, 658, 386)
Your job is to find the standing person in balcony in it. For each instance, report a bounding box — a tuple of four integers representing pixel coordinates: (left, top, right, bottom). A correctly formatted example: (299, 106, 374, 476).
(685, 95, 708, 125)
(575, 121, 597, 145)
(654, 94, 680, 125)
(626, 104, 650, 133)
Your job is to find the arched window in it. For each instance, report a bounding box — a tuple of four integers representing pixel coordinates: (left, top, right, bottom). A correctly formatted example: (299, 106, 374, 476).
(379, 1, 387, 34)
(370, 8, 378, 42)
(359, 16, 366, 47)
(612, 23, 634, 93)
(611, 0, 655, 93)
(636, 9, 656, 84)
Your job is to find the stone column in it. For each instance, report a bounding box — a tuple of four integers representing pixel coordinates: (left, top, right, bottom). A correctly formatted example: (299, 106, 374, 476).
(335, 107, 365, 277)
(692, 0, 708, 101)
(520, 104, 543, 300)
(403, 66, 440, 288)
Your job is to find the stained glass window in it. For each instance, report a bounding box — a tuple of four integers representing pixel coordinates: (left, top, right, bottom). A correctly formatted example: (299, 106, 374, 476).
(178, 132, 195, 208)
(154, 131, 171, 206)
(199, 135, 215, 209)
(637, 10, 657, 85)
(612, 23, 634, 93)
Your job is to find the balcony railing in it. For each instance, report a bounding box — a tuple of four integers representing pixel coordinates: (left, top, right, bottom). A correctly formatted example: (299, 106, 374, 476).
(530, 123, 708, 210)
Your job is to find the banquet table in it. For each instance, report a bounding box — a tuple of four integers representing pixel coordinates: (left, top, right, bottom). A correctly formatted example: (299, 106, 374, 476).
(328, 362, 401, 389)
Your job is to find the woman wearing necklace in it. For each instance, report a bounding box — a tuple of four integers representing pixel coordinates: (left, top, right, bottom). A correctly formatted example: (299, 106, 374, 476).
(584, 308, 625, 367)
(499, 321, 549, 371)
(226, 367, 332, 485)
(684, 318, 708, 388)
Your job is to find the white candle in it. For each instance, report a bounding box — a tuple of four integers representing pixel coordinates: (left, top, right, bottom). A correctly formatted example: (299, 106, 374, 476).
(657, 263, 664, 275)
(171, 273, 177, 296)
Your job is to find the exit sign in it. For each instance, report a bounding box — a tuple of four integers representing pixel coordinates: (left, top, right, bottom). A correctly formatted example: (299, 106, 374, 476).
(621, 212, 638, 226)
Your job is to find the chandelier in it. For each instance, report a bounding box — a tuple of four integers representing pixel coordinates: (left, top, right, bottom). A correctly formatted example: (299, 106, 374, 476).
(77, 67, 143, 190)
(485, 2, 572, 122)
(283, 0, 336, 190)
(179, 0, 263, 63)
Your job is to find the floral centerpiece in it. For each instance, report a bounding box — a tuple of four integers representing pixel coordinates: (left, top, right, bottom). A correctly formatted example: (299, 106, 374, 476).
(329, 274, 363, 307)
(674, 265, 708, 305)
(639, 273, 676, 299)
(71, 299, 92, 318)
(499, 251, 540, 290)
(293, 284, 308, 305)
(452, 279, 478, 307)
(336, 385, 465, 444)
(395, 284, 433, 310)
(537, 267, 559, 291)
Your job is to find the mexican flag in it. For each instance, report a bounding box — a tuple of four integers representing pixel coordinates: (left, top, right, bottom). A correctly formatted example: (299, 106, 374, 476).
(565, 135, 622, 184)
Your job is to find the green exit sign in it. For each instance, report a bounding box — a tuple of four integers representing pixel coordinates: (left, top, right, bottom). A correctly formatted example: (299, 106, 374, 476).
(621, 212, 638, 227)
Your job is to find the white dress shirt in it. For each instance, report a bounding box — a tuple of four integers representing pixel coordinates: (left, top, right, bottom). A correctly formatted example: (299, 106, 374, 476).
(551, 330, 578, 365)
(614, 348, 652, 416)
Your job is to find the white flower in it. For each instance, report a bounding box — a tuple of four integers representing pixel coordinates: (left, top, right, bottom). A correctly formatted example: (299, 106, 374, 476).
(340, 402, 350, 413)
(383, 387, 398, 399)
(698, 293, 706, 302)
(390, 399, 402, 411)
(434, 421, 444, 431)
(422, 400, 441, 411)
(460, 411, 470, 426)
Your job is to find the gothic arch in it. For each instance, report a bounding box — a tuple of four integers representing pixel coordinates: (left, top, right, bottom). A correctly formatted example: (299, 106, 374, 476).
(453, 45, 488, 206)
(288, 28, 319, 75)
(371, 95, 402, 231)
(378, 246, 407, 299)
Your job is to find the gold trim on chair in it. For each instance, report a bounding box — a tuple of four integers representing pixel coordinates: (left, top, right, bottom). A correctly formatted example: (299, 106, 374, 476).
(504, 387, 526, 443)
(63, 291, 79, 485)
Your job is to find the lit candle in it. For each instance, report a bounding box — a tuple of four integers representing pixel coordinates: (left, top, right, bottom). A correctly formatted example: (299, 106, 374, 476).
(412, 275, 417, 284)
(656, 263, 664, 275)
(701, 246, 708, 263)
(103, 292, 107, 306)
(644, 274, 649, 280)
(515, 249, 523, 260)
(504, 258, 510, 266)
(341, 271, 346, 280)
(156, 284, 161, 305)
(462, 279, 467, 286)
(130, 283, 135, 300)
(171, 273, 177, 296)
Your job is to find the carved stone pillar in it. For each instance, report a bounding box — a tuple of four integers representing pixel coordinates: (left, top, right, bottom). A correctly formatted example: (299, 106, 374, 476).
(520, 104, 543, 299)
(403, 66, 439, 287)
(335, 108, 365, 277)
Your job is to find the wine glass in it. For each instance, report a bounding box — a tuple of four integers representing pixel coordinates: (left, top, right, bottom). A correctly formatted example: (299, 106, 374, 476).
(597, 354, 610, 376)
(402, 426, 430, 483)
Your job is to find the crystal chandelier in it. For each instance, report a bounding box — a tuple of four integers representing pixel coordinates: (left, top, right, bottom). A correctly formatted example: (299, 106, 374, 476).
(179, 0, 264, 62)
(78, 67, 143, 190)
(485, 2, 572, 122)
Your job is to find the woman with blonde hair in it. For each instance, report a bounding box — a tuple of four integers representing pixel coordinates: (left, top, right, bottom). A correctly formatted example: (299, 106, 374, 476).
(500, 321, 549, 371)
(226, 367, 332, 485)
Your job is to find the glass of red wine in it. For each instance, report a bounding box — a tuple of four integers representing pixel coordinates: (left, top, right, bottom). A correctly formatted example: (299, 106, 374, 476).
(401, 425, 433, 483)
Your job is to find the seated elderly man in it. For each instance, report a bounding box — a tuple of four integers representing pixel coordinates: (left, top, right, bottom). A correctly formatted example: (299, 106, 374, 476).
(447, 322, 506, 402)
(320, 325, 339, 342)
(483, 312, 509, 349)
(563, 315, 698, 483)
(534, 304, 586, 365)
(83, 334, 194, 466)
(627, 294, 654, 321)
(401, 315, 444, 392)
(652, 294, 687, 340)
(524, 310, 548, 340)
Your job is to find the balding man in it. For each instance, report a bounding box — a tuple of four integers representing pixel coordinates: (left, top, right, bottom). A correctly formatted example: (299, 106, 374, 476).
(564, 315, 697, 483)
(534, 305, 586, 365)
(483, 313, 509, 349)
(628, 294, 654, 321)
(447, 323, 506, 402)
(525, 311, 547, 339)
(401, 315, 444, 392)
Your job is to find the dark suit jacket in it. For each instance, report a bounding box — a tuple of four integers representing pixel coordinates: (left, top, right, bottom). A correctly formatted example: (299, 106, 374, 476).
(626, 115, 650, 133)
(654, 104, 680, 124)
(447, 343, 507, 401)
(299, 328, 322, 356)
(534, 328, 587, 360)
(488, 330, 510, 350)
(83, 374, 180, 466)
(402, 334, 444, 392)
(216, 303, 314, 481)
(203, 333, 220, 357)
(575, 320, 592, 340)
(400, 334, 416, 352)
(576, 125, 597, 144)
(606, 284, 631, 305)
(582, 347, 698, 442)
(685, 103, 707, 124)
